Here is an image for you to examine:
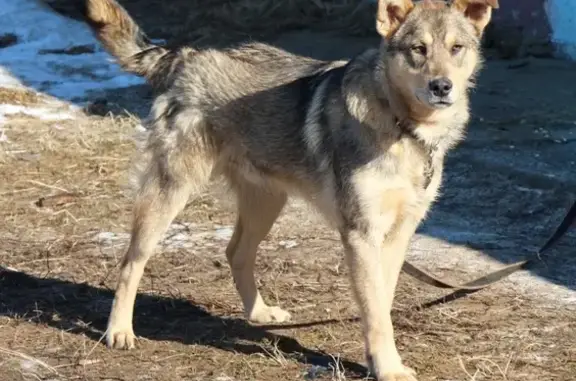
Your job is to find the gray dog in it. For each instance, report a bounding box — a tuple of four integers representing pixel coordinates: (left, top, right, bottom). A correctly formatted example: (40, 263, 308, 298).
(85, 0, 498, 379)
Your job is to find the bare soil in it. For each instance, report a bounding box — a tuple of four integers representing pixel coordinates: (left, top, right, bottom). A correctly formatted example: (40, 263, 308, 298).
(1, 111, 575, 381)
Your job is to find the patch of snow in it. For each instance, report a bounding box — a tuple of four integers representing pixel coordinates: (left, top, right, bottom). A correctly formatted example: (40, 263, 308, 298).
(134, 124, 147, 133)
(19, 359, 40, 373)
(214, 227, 234, 241)
(0, 0, 144, 101)
(94, 231, 130, 246)
(0, 127, 8, 142)
(0, 104, 76, 121)
(95, 224, 237, 251)
(279, 240, 299, 249)
(163, 232, 196, 250)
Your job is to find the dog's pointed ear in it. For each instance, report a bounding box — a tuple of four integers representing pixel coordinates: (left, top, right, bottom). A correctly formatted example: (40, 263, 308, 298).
(452, 0, 499, 36)
(376, 0, 414, 38)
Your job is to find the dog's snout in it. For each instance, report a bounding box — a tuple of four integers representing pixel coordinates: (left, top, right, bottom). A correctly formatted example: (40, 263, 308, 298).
(429, 78, 453, 97)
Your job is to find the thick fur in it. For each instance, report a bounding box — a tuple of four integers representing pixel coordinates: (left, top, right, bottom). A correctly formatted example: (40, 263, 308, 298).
(84, 0, 498, 380)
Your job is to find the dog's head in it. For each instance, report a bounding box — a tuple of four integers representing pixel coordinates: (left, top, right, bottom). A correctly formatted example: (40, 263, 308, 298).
(377, 0, 498, 111)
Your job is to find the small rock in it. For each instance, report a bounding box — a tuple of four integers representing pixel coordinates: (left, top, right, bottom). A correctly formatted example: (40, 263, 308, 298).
(304, 365, 329, 380)
(0, 33, 18, 48)
(83, 98, 110, 116)
(213, 259, 223, 268)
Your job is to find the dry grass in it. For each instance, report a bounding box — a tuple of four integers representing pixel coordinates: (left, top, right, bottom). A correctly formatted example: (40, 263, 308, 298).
(0, 114, 136, 234)
(0, 88, 41, 105)
(0, 112, 575, 381)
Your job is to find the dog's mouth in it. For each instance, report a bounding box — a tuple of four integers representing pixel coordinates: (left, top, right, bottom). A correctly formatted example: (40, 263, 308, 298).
(415, 90, 456, 110)
(430, 99, 454, 108)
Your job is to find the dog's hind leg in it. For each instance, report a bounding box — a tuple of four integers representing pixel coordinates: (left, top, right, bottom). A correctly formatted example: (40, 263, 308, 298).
(106, 151, 213, 350)
(225, 180, 290, 324)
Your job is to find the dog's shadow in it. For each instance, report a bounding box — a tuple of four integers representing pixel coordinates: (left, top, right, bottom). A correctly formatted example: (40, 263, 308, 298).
(0, 266, 369, 378)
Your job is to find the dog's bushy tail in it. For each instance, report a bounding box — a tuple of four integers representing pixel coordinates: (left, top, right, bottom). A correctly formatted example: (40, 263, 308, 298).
(85, 0, 170, 80)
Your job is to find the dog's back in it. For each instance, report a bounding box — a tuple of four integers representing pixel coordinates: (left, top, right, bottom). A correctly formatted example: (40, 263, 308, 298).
(86, 0, 355, 184)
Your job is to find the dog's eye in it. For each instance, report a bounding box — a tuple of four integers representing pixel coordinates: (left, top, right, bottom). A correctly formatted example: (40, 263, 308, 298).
(411, 45, 427, 56)
(451, 44, 464, 55)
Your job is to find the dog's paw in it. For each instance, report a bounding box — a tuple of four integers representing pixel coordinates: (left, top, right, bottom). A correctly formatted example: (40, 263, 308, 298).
(248, 305, 292, 324)
(374, 365, 417, 381)
(106, 326, 136, 350)
(377, 372, 418, 381)
(368, 355, 417, 381)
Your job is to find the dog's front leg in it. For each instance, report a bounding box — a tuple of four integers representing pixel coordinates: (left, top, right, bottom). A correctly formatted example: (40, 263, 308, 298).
(341, 215, 418, 381)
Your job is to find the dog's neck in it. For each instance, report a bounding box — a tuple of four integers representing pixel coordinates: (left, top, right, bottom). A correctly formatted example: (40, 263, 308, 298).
(384, 87, 468, 190)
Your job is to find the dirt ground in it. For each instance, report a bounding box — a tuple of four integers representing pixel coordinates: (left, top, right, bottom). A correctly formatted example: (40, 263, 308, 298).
(1, 2, 576, 381)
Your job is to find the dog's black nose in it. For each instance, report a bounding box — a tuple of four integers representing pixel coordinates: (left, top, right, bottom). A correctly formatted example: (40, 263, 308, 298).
(429, 78, 453, 97)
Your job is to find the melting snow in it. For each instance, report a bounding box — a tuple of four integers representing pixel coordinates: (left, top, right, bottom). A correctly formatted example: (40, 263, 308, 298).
(0, 0, 146, 124)
(0, 104, 76, 121)
(0, 0, 144, 100)
(95, 224, 238, 251)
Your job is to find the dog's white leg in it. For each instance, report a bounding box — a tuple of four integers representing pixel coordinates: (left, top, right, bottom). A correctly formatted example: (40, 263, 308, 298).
(107, 177, 193, 349)
(106, 137, 215, 349)
(379, 217, 420, 381)
(342, 215, 418, 381)
(107, 176, 194, 349)
(225, 182, 290, 324)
